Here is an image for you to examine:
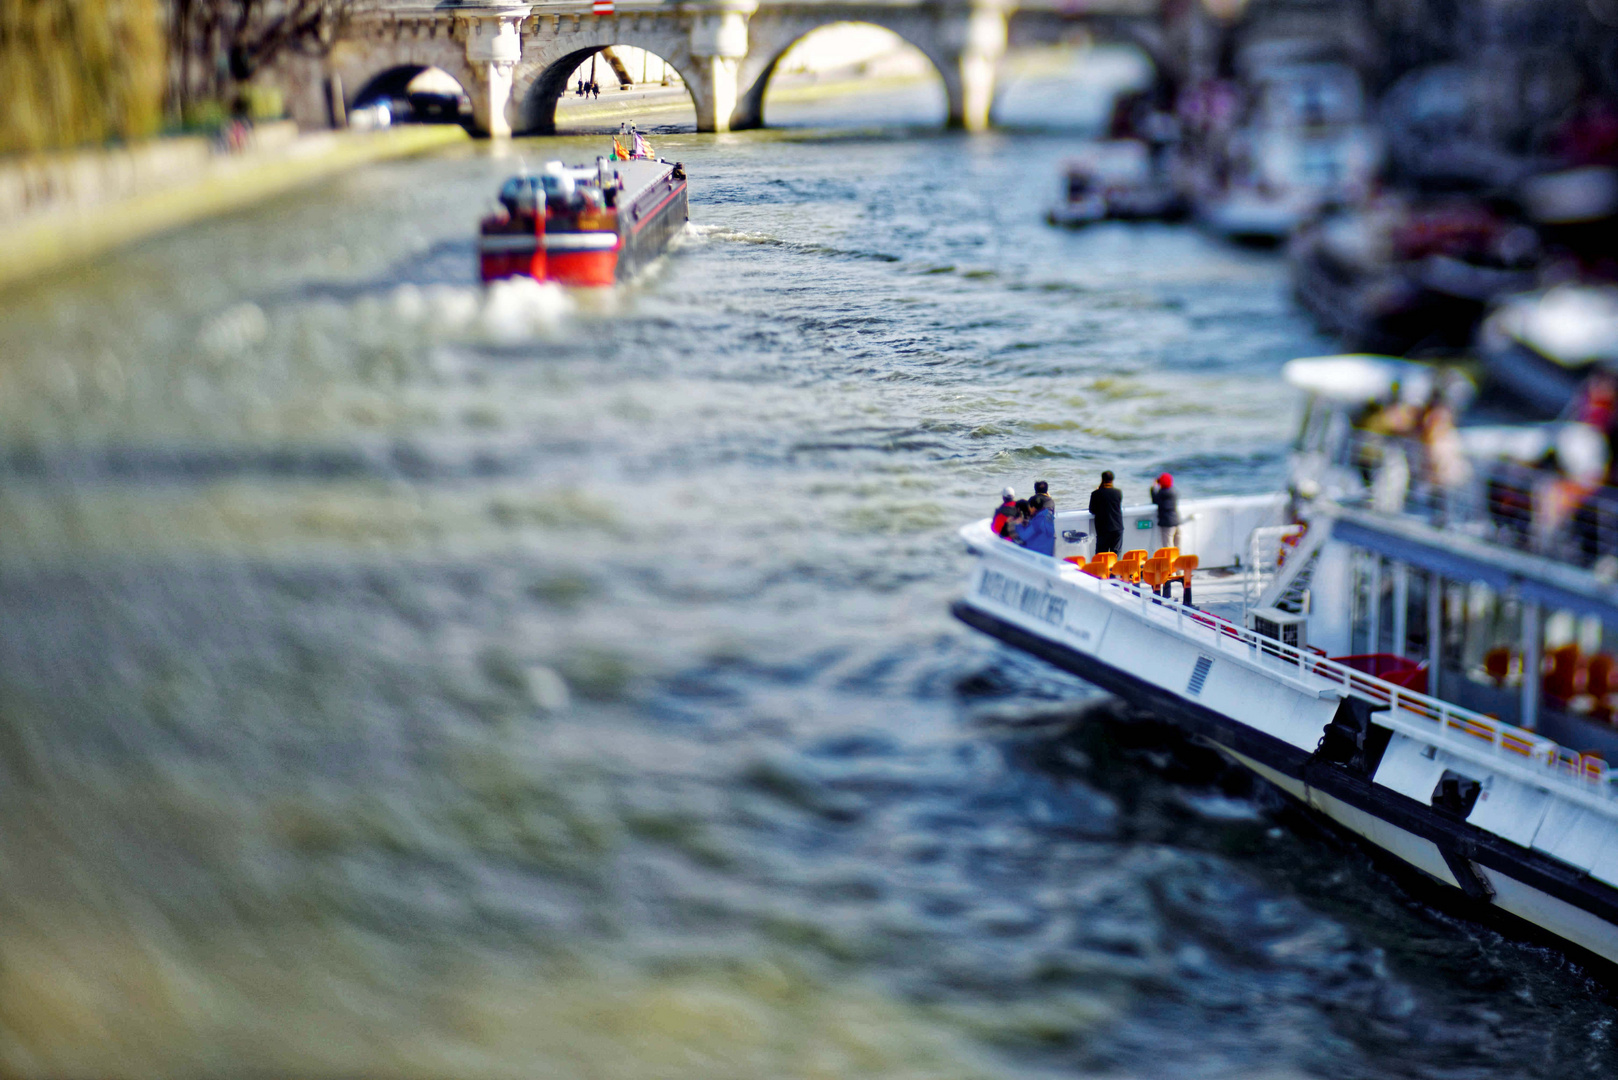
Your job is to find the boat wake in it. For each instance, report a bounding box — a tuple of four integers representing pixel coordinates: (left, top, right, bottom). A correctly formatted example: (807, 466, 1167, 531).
(680, 223, 786, 247)
(388, 279, 574, 346)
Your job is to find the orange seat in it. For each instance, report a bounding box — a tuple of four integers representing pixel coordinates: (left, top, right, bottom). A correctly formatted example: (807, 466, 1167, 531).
(1172, 554, 1199, 604)
(1586, 654, 1617, 723)
(1545, 644, 1582, 703)
(1152, 547, 1179, 562)
(1483, 647, 1513, 687)
(1141, 552, 1200, 602)
(1114, 550, 1147, 582)
(1588, 654, 1617, 697)
(1140, 556, 1175, 594)
(1081, 552, 1118, 579)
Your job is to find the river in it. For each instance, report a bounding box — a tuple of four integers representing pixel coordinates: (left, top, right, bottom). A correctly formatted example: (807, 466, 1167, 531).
(0, 54, 1613, 1079)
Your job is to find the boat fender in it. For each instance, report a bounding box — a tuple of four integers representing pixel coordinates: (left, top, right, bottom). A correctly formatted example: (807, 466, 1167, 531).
(1430, 770, 1482, 819)
(1427, 773, 1502, 902)
(1437, 846, 1496, 901)
(1314, 695, 1392, 777)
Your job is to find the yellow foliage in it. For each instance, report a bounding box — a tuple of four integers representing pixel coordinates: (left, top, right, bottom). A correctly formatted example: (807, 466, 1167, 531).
(0, 0, 166, 155)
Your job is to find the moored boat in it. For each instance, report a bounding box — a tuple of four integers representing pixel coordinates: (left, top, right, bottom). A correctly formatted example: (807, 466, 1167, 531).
(1479, 284, 1618, 417)
(478, 148, 687, 287)
(1289, 200, 1539, 355)
(1047, 140, 1186, 227)
(954, 354, 1618, 971)
(1186, 61, 1379, 246)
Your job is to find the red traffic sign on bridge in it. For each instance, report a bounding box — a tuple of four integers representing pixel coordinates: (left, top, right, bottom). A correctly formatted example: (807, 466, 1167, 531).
(593, 0, 613, 12)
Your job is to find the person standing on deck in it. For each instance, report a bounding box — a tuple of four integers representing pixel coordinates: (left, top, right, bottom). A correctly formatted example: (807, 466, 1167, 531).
(991, 487, 1016, 536)
(1017, 494, 1056, 556)
(1151, 472, 1181, 551)
(1089, 471, 1123, 555)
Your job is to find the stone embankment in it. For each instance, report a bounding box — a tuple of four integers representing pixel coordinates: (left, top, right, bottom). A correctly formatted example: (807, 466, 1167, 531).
(0, 122, 467, 290)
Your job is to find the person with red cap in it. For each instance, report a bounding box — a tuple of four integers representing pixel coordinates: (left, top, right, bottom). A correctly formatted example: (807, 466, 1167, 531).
(991, 486, 1016, 537)
(1151, 472, 1181, 551)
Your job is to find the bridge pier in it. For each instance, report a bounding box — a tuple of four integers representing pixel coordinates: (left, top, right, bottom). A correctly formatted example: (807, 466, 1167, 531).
(687, 1, 755, 132)
(689, 57, 743, 133)
(462, 9, 527, 137)
(940, 2, 1007, 132)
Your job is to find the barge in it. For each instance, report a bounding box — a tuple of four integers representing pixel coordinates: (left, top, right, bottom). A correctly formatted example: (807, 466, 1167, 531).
(955, 355, 1618, 969)
(478, 152, 687, 287)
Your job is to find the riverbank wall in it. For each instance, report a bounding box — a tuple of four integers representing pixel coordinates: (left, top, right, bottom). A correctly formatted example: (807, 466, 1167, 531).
(0, 122, 467, 292)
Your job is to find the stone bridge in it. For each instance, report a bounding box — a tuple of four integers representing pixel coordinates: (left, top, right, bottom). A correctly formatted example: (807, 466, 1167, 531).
(272, 0, 1165, 137)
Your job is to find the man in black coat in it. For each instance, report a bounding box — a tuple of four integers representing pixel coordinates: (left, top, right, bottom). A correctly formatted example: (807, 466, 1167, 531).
(1088, 471, 1123, 555)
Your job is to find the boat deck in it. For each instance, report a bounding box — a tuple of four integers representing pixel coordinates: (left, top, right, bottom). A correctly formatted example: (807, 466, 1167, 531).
(612, 158, 676, 206)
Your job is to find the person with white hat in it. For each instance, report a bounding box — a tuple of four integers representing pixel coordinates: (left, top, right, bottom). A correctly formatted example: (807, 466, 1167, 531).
(991, 487, 1016, 537)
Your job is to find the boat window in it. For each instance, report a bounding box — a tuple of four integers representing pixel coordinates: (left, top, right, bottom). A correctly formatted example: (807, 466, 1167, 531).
(541, 173, 576, 198)
(498, 177, 540, 214)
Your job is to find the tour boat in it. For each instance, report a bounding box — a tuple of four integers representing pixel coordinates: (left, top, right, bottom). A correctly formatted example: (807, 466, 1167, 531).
(478, 152, 687, 287)
(955, 354, 1618, 970)
(1046, 140, 1186, 227)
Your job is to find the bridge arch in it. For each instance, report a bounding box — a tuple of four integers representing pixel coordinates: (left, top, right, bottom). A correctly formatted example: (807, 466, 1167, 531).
(326, 30, 478, 123)
(732, 20, 949, 130)
(350, 65, 474, 125)
(736, 8, 1002, 131)
(514, 42, 700, 134)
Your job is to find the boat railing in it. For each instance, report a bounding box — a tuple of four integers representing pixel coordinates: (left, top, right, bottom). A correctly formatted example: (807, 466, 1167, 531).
(1072, 559, 1618, 801)
(1242, 523, 1306, 618)
(1330, 429, 1618, 573)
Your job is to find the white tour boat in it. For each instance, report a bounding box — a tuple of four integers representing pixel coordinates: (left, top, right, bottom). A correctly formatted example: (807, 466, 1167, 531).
(956, 355, 1618, 970)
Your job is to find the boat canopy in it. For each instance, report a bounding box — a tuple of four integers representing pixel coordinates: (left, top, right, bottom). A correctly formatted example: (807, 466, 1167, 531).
(1490, 284, 1618, 367)
(1331, 507, 1618, 625)
(1282, 353, 1474, 408)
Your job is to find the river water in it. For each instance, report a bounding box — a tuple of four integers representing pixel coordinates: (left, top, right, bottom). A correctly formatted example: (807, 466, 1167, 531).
(0, 57, 1614, 1079)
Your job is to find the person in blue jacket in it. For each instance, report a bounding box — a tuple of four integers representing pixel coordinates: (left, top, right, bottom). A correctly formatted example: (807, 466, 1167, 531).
(1016, 493, 1056, 556)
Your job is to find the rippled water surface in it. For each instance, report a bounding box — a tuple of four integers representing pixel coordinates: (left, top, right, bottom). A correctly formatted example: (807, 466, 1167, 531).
(1, 75, 1616, 1079)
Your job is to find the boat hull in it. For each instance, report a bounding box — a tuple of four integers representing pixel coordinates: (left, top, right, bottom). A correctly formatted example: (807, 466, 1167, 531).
(1198, 197, 1300, 246)
(1047, 190, 1187, 228)
(616, 175, 687, 280)
(954, 595, 1618, 970)
(1287, 230, 1501, 355)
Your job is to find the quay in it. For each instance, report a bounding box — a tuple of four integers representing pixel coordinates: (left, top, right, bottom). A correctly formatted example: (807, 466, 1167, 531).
(0, 124, 465, 292)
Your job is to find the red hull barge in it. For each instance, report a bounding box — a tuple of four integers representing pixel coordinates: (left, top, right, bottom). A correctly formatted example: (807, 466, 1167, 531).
(478, 157, 688, 287)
